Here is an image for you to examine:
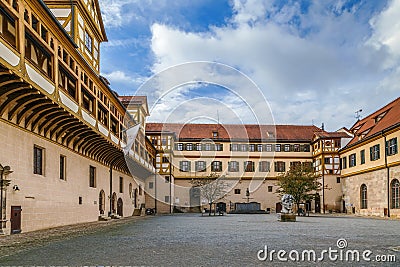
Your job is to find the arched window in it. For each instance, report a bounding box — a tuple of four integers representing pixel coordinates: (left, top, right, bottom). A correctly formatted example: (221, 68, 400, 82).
(360, 184, 367, 209)
(391, 179, 400, 209)
(129, 183, 133, 198)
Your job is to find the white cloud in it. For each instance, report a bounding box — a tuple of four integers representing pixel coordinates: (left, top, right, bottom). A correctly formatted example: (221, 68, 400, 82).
(144, 0, 400, 131)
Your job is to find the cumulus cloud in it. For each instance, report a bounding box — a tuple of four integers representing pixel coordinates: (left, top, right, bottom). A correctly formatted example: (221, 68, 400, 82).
(146, 0, 400, 131)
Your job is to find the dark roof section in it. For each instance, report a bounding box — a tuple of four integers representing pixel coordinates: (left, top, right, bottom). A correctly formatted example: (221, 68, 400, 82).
(346, 97, 400, 147)
(146, 123, 324, 142)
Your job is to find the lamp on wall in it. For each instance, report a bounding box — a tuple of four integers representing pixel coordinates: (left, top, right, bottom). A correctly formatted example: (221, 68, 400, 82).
(12, 185, 20, 191)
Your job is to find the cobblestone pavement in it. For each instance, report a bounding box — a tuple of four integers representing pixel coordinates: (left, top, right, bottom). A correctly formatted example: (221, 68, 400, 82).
(0, 214, 400, 266)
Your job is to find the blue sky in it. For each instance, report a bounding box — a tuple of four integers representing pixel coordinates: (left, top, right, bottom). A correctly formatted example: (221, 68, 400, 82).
(99, 0, 400, 131)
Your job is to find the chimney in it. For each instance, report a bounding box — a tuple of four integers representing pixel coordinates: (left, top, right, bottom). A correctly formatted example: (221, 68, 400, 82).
(321, 123, 325, 131)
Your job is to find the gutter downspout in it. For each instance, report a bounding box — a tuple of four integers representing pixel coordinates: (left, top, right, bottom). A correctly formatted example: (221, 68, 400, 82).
(383, 131, 390, 218)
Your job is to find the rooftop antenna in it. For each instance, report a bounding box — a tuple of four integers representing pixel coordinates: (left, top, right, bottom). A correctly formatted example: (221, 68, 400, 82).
(355, 109, 362, 121)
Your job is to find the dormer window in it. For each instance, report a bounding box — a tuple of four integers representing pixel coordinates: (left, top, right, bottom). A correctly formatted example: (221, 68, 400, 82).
(212, 131, 218, 138)
(374, 111, 388, 124)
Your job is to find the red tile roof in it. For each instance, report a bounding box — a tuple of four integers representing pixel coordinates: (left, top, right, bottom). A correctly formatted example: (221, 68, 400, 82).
(314, 131, 352, 139)
(346, 97, 400, 147)
(118, 96, 147, 106)
(146, 123, 324, 141)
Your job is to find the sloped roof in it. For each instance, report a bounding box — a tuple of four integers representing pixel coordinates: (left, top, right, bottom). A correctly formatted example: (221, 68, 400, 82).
(146, 123, 324, 141)
(314, 131, 352, 139)
(346, 97, 400, 147)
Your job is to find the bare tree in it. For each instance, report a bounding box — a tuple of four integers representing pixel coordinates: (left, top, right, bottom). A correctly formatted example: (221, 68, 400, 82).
(190, 173, 230, 216)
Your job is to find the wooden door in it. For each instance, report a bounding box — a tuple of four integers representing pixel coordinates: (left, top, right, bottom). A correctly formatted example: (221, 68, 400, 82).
(10, 206, 21, 234)
(276, 202, 282, 213)
(117, 198, 123, 216)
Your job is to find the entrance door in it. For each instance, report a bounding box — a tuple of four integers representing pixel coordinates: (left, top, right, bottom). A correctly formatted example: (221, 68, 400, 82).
(99, 190, 105, 215)
(276, 202, 282, 213)
(10, 206, 21, 234)
(117, 198, 123, 216)
(315, 194, 321, 213)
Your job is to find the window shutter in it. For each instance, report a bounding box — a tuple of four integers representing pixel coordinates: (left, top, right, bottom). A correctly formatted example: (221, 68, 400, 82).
(395, 138, 398, 154)
(370, 147, 373, 161)
(179, 161, 183, 171)
(188, 162, 191, 172)
(377, 144, 380, 159)
(386, 140, 389, 156)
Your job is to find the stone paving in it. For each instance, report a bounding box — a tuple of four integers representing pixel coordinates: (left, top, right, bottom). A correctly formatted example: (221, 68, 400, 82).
(0, 214, 399, 266)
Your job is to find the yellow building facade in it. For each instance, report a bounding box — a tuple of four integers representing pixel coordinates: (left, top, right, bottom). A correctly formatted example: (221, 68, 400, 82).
(0, 0, 155, 235)
(340, 97, 400, 218)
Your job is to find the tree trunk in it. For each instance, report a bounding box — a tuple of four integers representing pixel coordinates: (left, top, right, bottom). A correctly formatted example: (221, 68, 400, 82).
(297, 203, 300, 215)
(209, 203, 212, 216)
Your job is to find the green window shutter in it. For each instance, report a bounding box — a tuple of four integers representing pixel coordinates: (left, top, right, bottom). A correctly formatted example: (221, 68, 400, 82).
(370, 146, 373, 161)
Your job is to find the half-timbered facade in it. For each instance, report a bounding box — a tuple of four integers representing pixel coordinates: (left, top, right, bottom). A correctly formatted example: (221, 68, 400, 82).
(0, 0, 154, 234)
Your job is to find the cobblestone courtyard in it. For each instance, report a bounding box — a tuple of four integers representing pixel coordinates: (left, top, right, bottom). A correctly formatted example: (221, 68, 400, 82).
(0, 214, 399, 266)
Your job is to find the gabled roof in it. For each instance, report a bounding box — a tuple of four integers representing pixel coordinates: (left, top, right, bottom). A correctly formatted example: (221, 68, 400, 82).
(346, 97, 400, 147)
(146, 123, 324, 142)
(118, 96, 149, 116)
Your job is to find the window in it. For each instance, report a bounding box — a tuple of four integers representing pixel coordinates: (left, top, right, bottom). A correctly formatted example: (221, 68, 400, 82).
(176, 143, 183, 151)
(360, 184, 367, 209)
(349, 154, 356, 167)
(97, 104, 108, 127)
(149, 182, 153, 189)
(240, 144, 248, 152)
(165, 176, 170, 183)
(290, 161, 301, 170)
(196, 143, 202, 151)
(59, 155, 66, 180)
(161, 137, 167, 146)
(139, 185, 142, 195)
(249, 144, 255, 152)
(324, 158, 331, 164)
(275, 144, 281, 152)
(162, 156, 169, 163)
(228, 161, 239, 172)
(186, 143, 193, 151)
(259, 161, 270, 172)
(215, 144, 223, 151)
(25, 33, 53, 78)
(360, 150, 365, 164)
(0, 8, 17, 47)
(370, 144, 380, 161)
(165, 196, 170, 203)
(211, 161, 222, 172)
(337, 177, 341, 183)
(212, 131, 218, 138)
(257, 144, 263, 152)
(58, 67, 77, 99)
(266, 144, 272, 152)
(274, 161, 285, 172)
(268, 186, 273, 192)
(391, 179, 400, 209)
(179, 161, 191, 172)
(204, 143, 213, 151)
(387, 138, 398, 156)
(230, 144, 238, 151)
(195, 161, 206, 172)
(79, 196, 82, 205)
(33, 146, 44, 175)
(302, 162, 312, 170)
(234, 189, 241, 194)
(303, 145, 311, 152)
(85, 30, 92, 53)
(293, 144, 300, 152)
(119, 177, 123, 193)
(89, 166, 96, 188)
(81, 89, 94, 113)
(244, 161, 255, 172)
(341, 157, 347, 169)
(284, 144, 290, 152)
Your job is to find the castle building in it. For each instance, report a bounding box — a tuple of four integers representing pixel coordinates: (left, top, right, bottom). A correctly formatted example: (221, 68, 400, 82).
(145, 123, 351, 213)
(340, 97, 400, 218)
(0, 0, 155, 235)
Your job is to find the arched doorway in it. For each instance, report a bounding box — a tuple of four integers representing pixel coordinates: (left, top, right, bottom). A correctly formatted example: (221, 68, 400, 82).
(99, 190, 105, 215)
(117, 198, 123, 216)
(111, 192, 117, 214)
